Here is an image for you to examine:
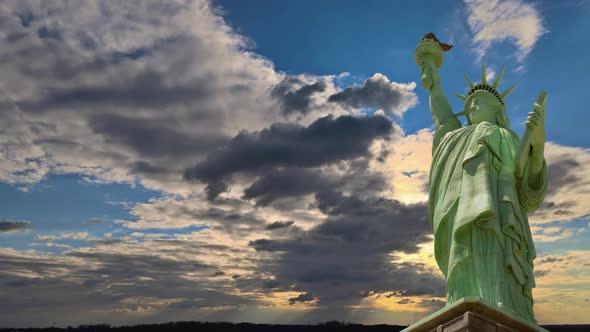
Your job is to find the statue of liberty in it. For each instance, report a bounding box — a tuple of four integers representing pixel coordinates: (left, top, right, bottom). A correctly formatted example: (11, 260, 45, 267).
(415, 33, 547, 325)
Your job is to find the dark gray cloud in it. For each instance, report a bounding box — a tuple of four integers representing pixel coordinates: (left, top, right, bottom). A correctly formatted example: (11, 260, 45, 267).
(243, 168, 333, 206)
(129, 161, 170, 176)
(540, 200, 576, 213)
(418, 298, 446, 310)
(242, 163, 387, 207)
(553, 209, 574, 216)
(385, 290, 406, 298)
(19, 68, 214, 112)
(534, 270, 549, 278)
(0, 220, 32, 232)
(530, 150, 590, 223)
(546, 158, 580, 196)
(265, 221, 295, 230)
(89, 113, 227, 159)
(271, 77, 327, 115)
(97, 238, 127, 246)
(184, 114, 393, 199)
(249, 191, 443, 307)
(83, 218, 108, 225)
(397, 298, 414, 304)
(538, 256, 565, 264)
(328, 73, 415, 115)
(288, 292, 315, 305)
(249, 239, 278, 252)
(205, 181, 230, 201)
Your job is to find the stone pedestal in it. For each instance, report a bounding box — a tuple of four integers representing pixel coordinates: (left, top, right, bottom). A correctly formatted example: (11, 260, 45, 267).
(401, 297, 549, 332)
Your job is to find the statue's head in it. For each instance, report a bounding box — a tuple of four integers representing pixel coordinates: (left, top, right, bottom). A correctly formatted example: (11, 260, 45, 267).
(464, 91, 509, 127)
(455, 63, 516, 128)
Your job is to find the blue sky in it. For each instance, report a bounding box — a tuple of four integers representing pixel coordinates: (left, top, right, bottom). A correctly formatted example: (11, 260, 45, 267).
(0, 0, 589, 328)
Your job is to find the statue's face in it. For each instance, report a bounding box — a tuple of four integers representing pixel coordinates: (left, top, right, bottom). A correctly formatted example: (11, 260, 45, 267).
(466, 91, 501, 125)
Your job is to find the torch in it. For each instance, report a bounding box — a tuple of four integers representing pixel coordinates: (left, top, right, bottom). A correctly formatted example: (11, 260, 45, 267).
(414, 32, 452, 90)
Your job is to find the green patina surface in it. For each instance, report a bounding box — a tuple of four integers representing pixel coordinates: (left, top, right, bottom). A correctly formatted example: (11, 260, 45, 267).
(415, 34, 548, 326)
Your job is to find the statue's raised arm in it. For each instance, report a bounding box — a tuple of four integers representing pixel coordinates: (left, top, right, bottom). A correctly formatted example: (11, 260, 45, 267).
(415, 33, 461, 153)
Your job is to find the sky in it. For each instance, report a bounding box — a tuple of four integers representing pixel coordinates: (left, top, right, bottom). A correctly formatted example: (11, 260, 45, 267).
(0, 0, 589, 328)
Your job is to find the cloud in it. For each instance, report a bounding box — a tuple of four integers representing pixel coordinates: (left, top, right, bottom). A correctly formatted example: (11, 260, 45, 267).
(530, 223, 586, 243)
(532, 251, 590, 324)
(84, 218, 110, 225)
(537, 256, 565, 264)
(184, 114, 394, 199)
(271, 77, 327, 115)
(464, 0, 547, 60)
(115, 157, 445, 318)
(242, 167, 335, 206)
(328, 73, 417, 116)
(265, 221, 295, 230)
(0, 0, 420, 201)
(0, 100, 49, 188)
(417, 298, 446, 310)
(35, 232, 93, 242)
(250, 192, 444, 307)
(529, 143, 590, 225)
(0, 0, 388, 196)
(88, 113, 227, 159)
(0, 243, 259, 327)
(397, 298, 414, 305)
(372, 129, 433, 204)
(0, 0, 282, 194)
(0, 220, 32, 232)
(288, 292, 315, 305)
(485, 66, 496, 81)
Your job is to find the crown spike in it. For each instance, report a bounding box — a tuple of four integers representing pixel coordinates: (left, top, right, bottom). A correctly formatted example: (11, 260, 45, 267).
(501, 82, 518, 98)
(463, 73, 474, 88)
(454, 94, 467, 100)
(481, 61, 487, 84)
(493, 66, 505, 89)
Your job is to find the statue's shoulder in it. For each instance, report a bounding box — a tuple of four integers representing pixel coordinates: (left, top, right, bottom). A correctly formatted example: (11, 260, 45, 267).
(440, 122, 499, 146)
(443, 124, 474, 139)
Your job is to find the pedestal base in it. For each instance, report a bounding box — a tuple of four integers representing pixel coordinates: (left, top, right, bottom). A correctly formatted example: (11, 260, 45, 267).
(401, 297, 548, 332)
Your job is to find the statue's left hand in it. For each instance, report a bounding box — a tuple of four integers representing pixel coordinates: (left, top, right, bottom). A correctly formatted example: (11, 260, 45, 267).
(526, 91, 547, 148)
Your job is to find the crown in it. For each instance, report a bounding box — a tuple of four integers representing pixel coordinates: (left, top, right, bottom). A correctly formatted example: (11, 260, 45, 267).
(454, 62, 517, 107)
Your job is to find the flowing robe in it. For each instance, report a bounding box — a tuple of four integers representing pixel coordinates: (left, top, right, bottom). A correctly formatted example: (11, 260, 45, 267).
(429, 121, 547, 324)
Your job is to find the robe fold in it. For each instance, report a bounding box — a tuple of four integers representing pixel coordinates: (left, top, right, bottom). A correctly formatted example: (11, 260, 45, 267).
(429, 121, 547, 324)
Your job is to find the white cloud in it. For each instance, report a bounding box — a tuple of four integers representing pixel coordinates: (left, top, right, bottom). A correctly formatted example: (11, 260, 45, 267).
(35, 232, 94, 242)
(372, 128, 432, 204)
(465, 0, 547, 60)
(485, 66, 496, 81)
(530, 224, 586, 243)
